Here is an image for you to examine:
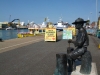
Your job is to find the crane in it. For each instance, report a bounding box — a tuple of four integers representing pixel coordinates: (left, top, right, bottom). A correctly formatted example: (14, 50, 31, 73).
(8, 19, 20, 28)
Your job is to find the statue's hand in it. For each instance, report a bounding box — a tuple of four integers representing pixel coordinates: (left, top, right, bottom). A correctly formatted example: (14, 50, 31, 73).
(68, 39, 73, 43)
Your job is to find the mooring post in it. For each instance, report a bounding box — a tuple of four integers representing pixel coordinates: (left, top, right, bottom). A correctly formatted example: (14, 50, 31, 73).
(0, 38, 3, 42)
(80, 51, 92, 74)
(54, 53, 68, 75)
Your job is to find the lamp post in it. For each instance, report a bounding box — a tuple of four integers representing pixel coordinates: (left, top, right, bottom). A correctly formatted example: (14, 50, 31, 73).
(96, 0, 98, 28)
(90, 12, 92, 23)
(9, 15, 11, 22)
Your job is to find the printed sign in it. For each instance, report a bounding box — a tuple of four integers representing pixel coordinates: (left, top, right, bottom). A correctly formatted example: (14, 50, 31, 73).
(67, 27, 76, 36)
(45, 28, 56, 41)
(62, 29, 72, 39)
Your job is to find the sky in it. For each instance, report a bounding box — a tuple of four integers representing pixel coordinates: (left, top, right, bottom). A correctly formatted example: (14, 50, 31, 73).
(0, 0, 100, 24)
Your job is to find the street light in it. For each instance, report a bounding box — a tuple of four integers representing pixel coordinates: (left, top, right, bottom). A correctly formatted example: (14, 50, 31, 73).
(9, 15, 11, 22)
(90, 12, 92, 23)
(96, 0, 98, 28)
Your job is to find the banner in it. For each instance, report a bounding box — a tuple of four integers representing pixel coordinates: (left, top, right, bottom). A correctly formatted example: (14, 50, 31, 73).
(62, 29, 72, 39)
(45, 28, 56, 41)
(67, 27, 76, 36)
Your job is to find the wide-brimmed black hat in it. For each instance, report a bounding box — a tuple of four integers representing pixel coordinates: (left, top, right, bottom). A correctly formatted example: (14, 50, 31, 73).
(72, 18, 87, 24)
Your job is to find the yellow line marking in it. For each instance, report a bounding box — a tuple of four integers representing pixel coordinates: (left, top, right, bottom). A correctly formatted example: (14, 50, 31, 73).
(0, 38, 44, 50)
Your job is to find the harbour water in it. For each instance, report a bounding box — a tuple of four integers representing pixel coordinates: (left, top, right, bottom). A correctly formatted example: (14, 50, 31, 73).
(0, 29, 28, 40)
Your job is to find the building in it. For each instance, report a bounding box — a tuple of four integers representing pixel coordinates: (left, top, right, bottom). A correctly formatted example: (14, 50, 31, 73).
(0, 22, 8, 28)
(97, 16, 100, 29)
(0, 21, 25, 28)
(0, 23, 2, 28)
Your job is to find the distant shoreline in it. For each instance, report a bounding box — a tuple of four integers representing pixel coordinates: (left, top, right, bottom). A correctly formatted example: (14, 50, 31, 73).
(0, 28, 28, 30)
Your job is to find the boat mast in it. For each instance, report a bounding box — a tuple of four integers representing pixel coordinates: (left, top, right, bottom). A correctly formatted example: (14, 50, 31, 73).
(59, 14, 63, 22)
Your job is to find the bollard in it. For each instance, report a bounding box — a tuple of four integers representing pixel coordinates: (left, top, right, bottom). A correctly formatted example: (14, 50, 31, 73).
(98, 44, 100, 49)
(0, 38, 3, 42)
(80, 51, 92, 74)
(54, 53, 67, 75)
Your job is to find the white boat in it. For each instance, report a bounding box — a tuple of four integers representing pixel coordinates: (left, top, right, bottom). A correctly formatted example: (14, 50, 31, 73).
(40, 22, 47, 28)
(54, 18, 68, 31)
(6, 27, 15, 30)
(28, 23, 40, 29)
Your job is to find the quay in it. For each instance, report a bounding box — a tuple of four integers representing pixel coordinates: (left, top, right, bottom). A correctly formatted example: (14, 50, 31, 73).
(0, 32, 100, 75)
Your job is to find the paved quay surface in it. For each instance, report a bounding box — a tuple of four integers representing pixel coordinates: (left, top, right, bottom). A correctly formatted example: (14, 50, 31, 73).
(0, 32, 62, 53)
(0, 32, 100, 75)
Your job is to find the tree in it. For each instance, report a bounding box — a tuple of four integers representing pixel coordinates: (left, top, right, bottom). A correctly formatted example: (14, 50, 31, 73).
(91, 21, 95, 25)
(86, 20, 90, 26)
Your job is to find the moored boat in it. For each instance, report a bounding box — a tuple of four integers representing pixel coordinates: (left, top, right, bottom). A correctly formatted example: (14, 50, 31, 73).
(6, 27, 15, 30)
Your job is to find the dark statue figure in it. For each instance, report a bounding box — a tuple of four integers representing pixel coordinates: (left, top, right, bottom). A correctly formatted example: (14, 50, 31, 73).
(67, 18, 92, 74)
(54, 18, 92, 75)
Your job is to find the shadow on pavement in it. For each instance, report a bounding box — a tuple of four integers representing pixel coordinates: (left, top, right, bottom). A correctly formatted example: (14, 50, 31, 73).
(56, 39, 62, 42)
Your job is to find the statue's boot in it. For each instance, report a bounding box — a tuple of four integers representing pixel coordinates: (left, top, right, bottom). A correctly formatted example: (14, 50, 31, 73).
(72, 60, 76, 71)
(68, 59, 76, 72)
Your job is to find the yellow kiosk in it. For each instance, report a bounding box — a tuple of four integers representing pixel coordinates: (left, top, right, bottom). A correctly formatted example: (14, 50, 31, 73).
(45, 23, 57, 42)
